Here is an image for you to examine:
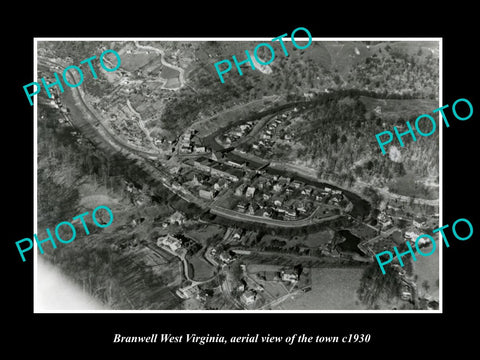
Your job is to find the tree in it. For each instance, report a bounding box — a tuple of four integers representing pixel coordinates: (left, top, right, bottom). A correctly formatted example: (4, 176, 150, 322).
(421, 280, 430, 294)
(330, 133, 339, 144)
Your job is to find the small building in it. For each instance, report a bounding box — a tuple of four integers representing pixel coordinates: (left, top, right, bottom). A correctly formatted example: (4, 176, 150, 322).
(413, 216, 427, 229)
(199, 189, 214, 200)
(378, 212, 393, 228)
(219, 252, 233, 264)
(247, 203, 259, 215)
(240, 290, 256, 305)
(194, 146, 206, 153)
(297, 203, 307, 213)
(281, 271, 298, 283)
(292, 180, 302, 189)
(284, 209, 297, 220)
(401, 291, 412, 301)
(176, 285, 199, 299)
(404, 231, 419, 241)
(237, 202, 248, 212)
(245, 186, 256, 198)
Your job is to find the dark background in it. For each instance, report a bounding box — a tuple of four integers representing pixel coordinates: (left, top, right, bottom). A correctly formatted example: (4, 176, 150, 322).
(5, 5, 477, 356)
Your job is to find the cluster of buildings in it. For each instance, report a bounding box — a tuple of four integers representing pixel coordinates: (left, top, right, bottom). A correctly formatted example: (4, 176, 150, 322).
(182, 156, 246, 200)
(219, 121, 255, 146)
(178, 130, 209, 155)
(377, 211, 393, 229)
(192, 156, 244, 183)
(251, 112, 294, 154)
(208, 247, 237, 267)
(234, 174, 346, 221)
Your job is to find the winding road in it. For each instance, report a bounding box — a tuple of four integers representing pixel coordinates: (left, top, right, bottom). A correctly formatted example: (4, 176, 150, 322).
(134, 41, 185, 90)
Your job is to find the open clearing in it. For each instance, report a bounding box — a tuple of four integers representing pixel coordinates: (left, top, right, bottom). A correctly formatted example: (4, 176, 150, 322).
(281, 267, 366, 310)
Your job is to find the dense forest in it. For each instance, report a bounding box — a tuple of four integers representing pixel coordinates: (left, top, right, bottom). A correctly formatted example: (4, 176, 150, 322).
(37, 102, 185, 309)
(357, 262, 404, 309)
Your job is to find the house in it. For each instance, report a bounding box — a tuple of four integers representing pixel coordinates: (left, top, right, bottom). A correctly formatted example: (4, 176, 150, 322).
(240, 290, 256, 305)
(404, 231, 419, 242)
(281, 271, 298, 283)
(377, 212, 393, 227)
(303, 187, 313, 196)
(247, 203, 259, 215)
(401, 291, 412, 301)
(237, 202, 247, 212)
(413, 216, 427, 229)
(168, 211, 185, 225)
(235, 184, 247, 196)
(176, 285, 199, 299)
(296, 203, 307, 213)
(219, 252, 233, 264)
(284, 209, 297, 220)
(245, 186, 256, 198)
(292, 180, 302, 189)
(199, 189, 214, 200)
(273, 183, 283, 192)
(194, 146, 206, 153)
(158, 234, 182, 252)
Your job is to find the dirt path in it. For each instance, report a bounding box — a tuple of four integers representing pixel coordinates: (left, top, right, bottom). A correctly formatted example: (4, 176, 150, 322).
(134, 41, 185, 90)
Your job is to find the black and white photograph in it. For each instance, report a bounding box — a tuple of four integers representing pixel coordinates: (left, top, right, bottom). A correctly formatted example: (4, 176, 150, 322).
(5, 10, 479, 355)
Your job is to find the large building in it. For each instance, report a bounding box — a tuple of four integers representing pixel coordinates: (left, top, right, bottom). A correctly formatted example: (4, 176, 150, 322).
(193, 157, 243, 182)
(158, 234, 182, 253)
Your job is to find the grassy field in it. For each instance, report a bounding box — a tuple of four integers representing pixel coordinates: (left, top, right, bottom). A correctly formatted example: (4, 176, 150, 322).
(161, 66, 180, 79)
(120, 53, 158, 72)
(184, 224, 225, 246)
(281, 267, 366, 310)
(360, 96, 438, 122)
(297, 230, 333, 248)
(414, 244, 440, 299)
(164, 77, 181, 89)
(188, 255, 215, 281)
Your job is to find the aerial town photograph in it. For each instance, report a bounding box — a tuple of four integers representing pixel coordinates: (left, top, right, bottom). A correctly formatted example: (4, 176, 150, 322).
(35, 38, 440, 311)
